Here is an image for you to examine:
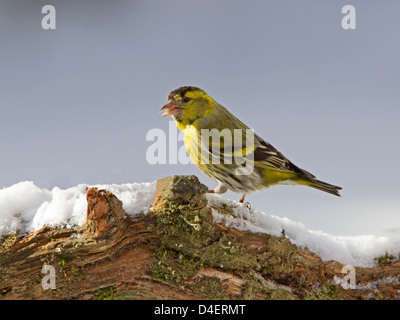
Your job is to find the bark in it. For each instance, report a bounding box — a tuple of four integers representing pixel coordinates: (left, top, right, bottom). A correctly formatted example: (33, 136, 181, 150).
(0, 175, 399, 300)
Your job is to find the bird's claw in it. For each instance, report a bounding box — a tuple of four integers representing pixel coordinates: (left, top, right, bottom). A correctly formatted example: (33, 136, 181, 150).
(241, 202, 251, 209)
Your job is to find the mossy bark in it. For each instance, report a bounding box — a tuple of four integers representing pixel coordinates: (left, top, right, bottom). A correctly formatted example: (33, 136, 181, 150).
(1, 175, 400, 300)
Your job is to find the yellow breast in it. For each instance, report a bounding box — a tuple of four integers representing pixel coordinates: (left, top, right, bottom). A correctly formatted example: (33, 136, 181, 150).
(180, 124, 203, 165)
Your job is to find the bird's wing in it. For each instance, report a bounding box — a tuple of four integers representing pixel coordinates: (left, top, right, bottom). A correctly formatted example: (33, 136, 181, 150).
(200, 128, 314, 178)
(252, 135, 315, 178)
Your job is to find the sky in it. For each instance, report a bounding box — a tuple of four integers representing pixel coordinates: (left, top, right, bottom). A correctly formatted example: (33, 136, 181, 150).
(0, 1, 399, 236)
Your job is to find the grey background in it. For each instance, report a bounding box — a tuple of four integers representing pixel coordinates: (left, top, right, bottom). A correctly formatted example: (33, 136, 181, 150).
(1, 1, 399, 236)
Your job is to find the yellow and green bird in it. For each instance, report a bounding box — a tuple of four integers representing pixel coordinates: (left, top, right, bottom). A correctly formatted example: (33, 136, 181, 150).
(161, 86, 341, 203)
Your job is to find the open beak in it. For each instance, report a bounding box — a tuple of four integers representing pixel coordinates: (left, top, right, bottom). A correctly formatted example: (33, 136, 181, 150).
(160, 100, 180, 117)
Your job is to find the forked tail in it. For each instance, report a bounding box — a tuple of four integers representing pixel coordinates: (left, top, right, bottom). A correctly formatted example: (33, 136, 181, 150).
(296, 178, 342, 197)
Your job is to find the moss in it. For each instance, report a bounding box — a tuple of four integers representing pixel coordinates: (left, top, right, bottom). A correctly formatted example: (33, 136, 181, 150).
(150, 245, 204, 282)
(189, 279, 227, 300)
(242, 277, 265, 300)
(116, 291, 159, 300)
(149, 177, 302, 287)
(374, 252, 397, 266)
(257, 236, 301, 275)
(0, 232, 18, 252)
(201, 234, 261, 270)
(149, 202, 261, 283)
(95, 286, 122, 300)
(242, 274, 296, 300)
(149, 175, 312, 299)
(305, 284, 342, 300)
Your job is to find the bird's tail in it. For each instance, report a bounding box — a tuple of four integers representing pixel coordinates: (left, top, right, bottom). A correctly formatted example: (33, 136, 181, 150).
(296, 178, 342, 197)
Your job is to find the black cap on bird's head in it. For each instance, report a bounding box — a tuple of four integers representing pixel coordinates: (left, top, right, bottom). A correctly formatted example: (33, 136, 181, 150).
(160, 86, 204, 117)
(167, 86, 200, 101)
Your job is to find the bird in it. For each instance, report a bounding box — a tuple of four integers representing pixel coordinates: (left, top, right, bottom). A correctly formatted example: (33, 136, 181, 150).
(160, 86, 341, 203)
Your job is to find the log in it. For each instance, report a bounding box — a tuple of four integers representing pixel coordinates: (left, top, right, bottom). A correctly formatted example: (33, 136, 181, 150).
(0, 175, 399, 300)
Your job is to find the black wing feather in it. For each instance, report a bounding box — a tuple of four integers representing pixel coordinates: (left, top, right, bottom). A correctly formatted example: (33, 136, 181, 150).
(253, 135, 315, 179)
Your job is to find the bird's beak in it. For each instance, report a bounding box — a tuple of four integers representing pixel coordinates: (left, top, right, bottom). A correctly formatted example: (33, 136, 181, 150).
(160, 100, 180, 117)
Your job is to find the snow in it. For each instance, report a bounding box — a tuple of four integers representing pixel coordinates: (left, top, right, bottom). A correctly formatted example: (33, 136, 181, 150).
(0, 180, 399, 268)
(208, 194, 400, 268)
(0, 181, 156, 235)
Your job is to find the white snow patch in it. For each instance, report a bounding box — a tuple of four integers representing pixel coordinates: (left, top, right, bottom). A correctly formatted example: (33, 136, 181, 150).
(207, 194, 400, 268)
(0, 181, 156, 235)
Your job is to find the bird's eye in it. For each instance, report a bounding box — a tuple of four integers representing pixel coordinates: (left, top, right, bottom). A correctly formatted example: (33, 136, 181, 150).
(182, 96, 191, 103)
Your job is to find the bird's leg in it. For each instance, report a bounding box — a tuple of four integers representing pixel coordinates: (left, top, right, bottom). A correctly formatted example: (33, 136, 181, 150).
(209, 183, 228, 195)
(239, 194, 251, 208)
